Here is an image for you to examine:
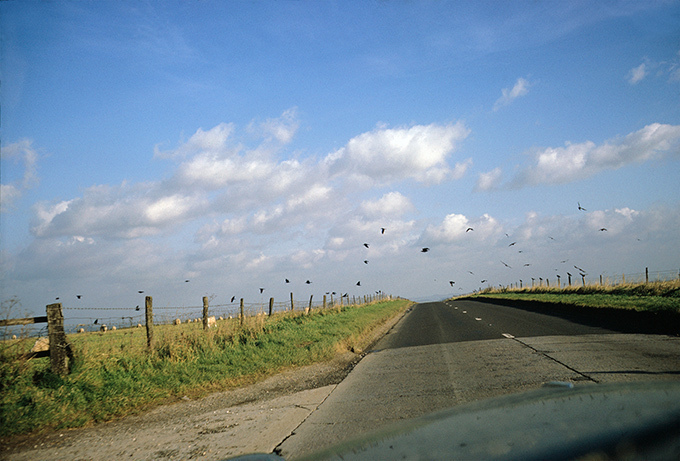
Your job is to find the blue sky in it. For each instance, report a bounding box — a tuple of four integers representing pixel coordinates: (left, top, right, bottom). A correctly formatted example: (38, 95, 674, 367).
(2, 0, 679, 317)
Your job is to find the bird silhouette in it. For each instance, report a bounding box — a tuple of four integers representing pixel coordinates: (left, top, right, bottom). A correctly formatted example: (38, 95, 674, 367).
(94, 319, 98, 325)
(363, 243, 369, 248)
(138, 290, 144, 294)
(567, 272, 572, 277)
(305, 280, 312, 284)
(231, 296, 236, 302)
(421, 247, 430, 253)
(55, 297, 60, 300)
(524, 263, 531, 266)
(259, 288, 265, 293)
(501, 261, 511, 268)
(574, 265, 585, 272)
(509, 242, 516, 247)
(578, 202, 586, 211)
(185, 280, 190, 283)
(599, 228, 607, 231)
(364, 260, 369, 264)
(76, 295, 82, 299)
(449, 281, 455, 286)
(285, 278, 290, 283)
(381, 228, 385, 234)
(356, 281, 361, 286)
(481, 280, 487, 283)
(466, 227, 474, 232)
(468, 271, 474, 275)
(135, 305, 140, 311)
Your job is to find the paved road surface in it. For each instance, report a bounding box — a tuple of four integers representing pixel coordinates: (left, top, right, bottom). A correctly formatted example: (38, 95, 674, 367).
(277, 300, 680, 459)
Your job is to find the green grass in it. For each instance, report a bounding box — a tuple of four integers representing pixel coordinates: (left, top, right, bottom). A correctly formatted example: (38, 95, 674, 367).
(0, 299, 411, 438)
(459, 279, 680, 314)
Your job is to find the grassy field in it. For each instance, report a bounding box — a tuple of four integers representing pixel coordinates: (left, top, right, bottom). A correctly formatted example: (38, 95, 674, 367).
(0, 299, 411, 438)
(459, 279, 680, 314)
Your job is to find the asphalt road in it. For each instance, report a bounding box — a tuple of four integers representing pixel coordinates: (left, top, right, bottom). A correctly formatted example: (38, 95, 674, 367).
(277, 299, 680, 459)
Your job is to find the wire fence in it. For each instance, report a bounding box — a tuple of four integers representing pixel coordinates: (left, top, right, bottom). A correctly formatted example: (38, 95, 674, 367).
(1, 292, 388, 341)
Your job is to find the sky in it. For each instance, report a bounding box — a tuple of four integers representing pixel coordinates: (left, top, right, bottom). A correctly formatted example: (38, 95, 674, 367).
(1, 0, 679, 319)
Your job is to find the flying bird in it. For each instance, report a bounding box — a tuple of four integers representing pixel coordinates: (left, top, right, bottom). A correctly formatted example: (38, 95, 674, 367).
(468, 271, 474, 275)
(76, 295, 82, 299)
(138, 290, 144, 294)
(356, 281, 361, 286)
(578, 202, 586, 211)
(231, 296, 236, 302)
(524, 263, 531, 266)
(135, 305, 140, 311)
(421, 247, 430, 253)
(449, 281, 455, 286)
(466, 227, 474, 232)
(363, 243, 369, 248)
(305, 280, 312, 284)
(185, 280, 190, 283)
(501, 261, 511, 268)
(259, 288, 264, 293)
(509, 242, 516, 247)
(481, 280, 487, 283)
(285, 279, 290, 283)
(599, 228, 607, 231)
(574, 265, 585, 272)
(381, 228, 385, 234)
(364, 260, 369, 264)
(55, 297, 60, 300)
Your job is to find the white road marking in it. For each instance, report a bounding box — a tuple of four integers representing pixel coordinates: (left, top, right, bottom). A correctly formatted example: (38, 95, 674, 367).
(462, 311, 467, 314)
(502, 333, 515, 339)
(475, 317, 482, 321)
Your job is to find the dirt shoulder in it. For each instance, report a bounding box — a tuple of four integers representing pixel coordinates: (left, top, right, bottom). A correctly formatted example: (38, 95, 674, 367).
(1, 303, 410, 460)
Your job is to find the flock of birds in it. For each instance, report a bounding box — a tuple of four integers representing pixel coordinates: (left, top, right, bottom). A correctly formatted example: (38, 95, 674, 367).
(59, 203, 611, 317)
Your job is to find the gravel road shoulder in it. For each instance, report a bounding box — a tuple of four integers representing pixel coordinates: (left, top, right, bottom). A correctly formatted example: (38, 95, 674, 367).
(2, 305, 410, 461)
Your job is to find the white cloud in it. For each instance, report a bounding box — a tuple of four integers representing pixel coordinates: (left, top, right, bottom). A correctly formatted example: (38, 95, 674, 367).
(423, 212, 500, 244)
(627, 63, 647, 84)
(358, 192, 414, 217)
(154, 123, 235, 160)
(511, 123, 680, 187)
(493, 77, 530, 111)
(324, 121, 470, 185)
(0, 139, 39, 212)
(475, 167, 503, 191)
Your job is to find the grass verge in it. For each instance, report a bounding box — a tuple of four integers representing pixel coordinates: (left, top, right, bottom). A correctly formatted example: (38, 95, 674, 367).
(459, 279, 680, 314)
(0, 299, 411, 438)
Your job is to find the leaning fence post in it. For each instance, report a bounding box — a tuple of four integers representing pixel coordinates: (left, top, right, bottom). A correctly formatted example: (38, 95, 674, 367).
(240, 298, 244, 327)
(145, 296, 154, 350)
(46, 303, 70, 376)
(290, 292, 294, 312)
(202, 296, 209, 330)
(308, 295, 313, 314)
(269, 297, 274, 316)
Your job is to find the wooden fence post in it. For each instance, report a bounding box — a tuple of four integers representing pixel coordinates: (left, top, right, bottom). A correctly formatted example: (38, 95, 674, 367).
(323, 294, 327, 310)
(290, 292, 294, 312)
(308, 295, 313, 313)
(202, 296, 209, 330)
(269, 297, 274, 316)
(145, 296, 154, 350)
(240, 298, 244, 327)
(646, 267, 649, 284)
(46, 303, 71, 376)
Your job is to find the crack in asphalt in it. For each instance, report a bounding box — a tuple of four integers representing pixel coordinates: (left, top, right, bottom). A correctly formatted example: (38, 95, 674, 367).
(508, 336, 600, 384)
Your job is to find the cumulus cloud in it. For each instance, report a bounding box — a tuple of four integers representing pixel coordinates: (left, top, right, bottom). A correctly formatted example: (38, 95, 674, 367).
(1, 139, 39, 212)
(423, 212, 500, 244)
(475, 167, 503, 191)
(627, 63, 647, 84)
(511, 123, 680, 187)
(324, 121, 470, 185)
(493, 77, 530, 111)
(358, 192, 414, 217)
